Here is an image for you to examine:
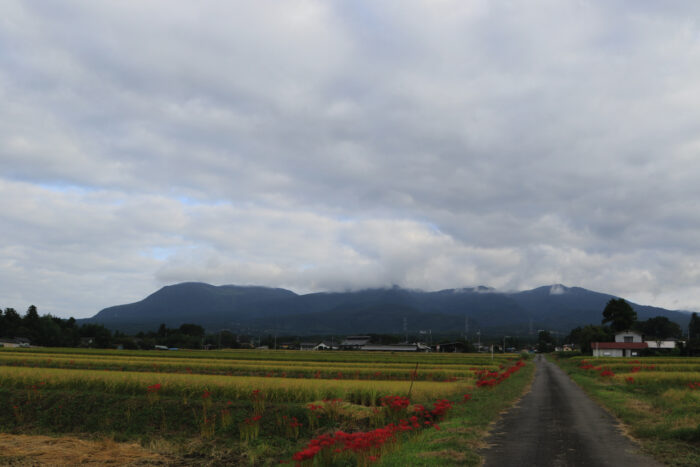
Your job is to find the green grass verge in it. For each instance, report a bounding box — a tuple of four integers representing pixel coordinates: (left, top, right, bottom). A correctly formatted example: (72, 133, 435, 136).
(377, 360, 535, 466)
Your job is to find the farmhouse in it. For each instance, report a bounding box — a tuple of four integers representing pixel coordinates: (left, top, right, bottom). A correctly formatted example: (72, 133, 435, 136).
(591, 341, 647, 357)
(591, 330, 682, 357)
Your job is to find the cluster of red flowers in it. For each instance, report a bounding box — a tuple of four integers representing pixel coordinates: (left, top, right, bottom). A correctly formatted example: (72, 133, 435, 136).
(290, 397, 454, 465)
(462, 393, 472, 402)
(291, 426, 393, 463)
(687, 381, 700, 390)
(244, 414, 262, 425)
(283, 416, 302, 428)
(202, 390, 211, 399)
(380, 395, 410, 411)
(146, 383, 162, 393)
(27, 381, 46, 392)
(579, 360, 601, 371)
(579, 361, 614, 378)
(625, 377, 635, 384)
(475, 360, 526, 388)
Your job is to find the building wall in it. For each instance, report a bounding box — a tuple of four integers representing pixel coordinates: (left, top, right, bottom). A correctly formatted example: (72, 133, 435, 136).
(645, 341, 678, 349)
(593, 348, 624, 357)
(614, 331, 643, 343)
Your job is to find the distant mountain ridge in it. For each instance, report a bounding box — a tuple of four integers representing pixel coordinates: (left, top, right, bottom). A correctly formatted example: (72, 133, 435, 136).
(81, 282, 692, 336)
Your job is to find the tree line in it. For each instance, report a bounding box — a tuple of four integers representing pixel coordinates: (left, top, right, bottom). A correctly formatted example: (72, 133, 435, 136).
(0, 306, 241, 349)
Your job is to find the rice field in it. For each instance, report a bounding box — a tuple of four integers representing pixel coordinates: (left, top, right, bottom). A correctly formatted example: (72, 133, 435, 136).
(0, 351, 495, 382)
(0, 347, 532, 466)
(555, 355, 700, 466)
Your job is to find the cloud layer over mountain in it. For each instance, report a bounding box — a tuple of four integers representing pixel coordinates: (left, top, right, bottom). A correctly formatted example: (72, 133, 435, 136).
(2, 1, 700, 317)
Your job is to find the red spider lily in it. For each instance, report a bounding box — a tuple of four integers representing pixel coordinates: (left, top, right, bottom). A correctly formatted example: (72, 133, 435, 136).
(625, 377, 635, 384)
(462, 394, 472, 402)
(288, 416, 302, 428)
(244, 414, 262, 425)
(599, 370, 615, 377)
(380, 395, 410, 411)
(202, 390, 211, 399)
(147, 383, 162, 393)
(290, 396, 455, 465)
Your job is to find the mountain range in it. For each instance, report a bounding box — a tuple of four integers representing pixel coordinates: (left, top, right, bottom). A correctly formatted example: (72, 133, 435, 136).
(81, 282, 692, 337)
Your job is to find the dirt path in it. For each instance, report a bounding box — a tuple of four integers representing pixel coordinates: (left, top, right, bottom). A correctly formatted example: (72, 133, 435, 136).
(480, 355, 663, 467)
(0, 433, 171, 466)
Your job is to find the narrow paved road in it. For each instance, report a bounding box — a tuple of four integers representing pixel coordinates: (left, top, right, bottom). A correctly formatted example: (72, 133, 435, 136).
(481, 355, 663, 467)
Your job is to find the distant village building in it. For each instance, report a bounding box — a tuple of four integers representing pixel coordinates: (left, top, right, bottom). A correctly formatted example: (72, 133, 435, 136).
(313, 341, 338, 351)
(0, 338, 30, 348)
(299, 342, 317, 351)
(435, 342, 467, 353)
(360, 343, 429, 352)
(340, 336, 371, 350)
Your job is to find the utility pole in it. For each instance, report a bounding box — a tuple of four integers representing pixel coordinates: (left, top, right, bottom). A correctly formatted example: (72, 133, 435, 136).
(503, 336, 510, 353)
(403, 317, 408, 344)
(477, 330, 481, 352)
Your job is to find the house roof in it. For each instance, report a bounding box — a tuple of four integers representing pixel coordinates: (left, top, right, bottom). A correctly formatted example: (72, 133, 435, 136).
(592, 342, 648, 349)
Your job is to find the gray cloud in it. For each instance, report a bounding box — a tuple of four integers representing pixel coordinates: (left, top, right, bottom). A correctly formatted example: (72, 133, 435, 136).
(2, 1, 700, 317)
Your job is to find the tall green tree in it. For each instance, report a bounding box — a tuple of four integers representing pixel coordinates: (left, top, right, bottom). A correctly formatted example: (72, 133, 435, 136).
(689, 312, 700, 355)
(536, 330, 555, 353)
(602, 298, 637, 333)
(637, 316, 681, 343)
(567, 325, 613, 353)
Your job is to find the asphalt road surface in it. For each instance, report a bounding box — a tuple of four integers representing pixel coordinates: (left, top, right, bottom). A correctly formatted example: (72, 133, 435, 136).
(481, 355, 663, 467)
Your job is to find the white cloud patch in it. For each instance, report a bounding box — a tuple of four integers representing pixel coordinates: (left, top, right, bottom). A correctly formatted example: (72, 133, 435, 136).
(2, 1, 700, 317)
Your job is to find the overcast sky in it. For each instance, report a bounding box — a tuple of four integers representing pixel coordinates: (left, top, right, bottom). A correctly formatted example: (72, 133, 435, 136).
(2, 1, 700, 319)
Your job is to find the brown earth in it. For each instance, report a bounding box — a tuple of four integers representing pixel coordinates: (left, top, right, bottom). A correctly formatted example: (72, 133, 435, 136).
(0, 433, 172, 466)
